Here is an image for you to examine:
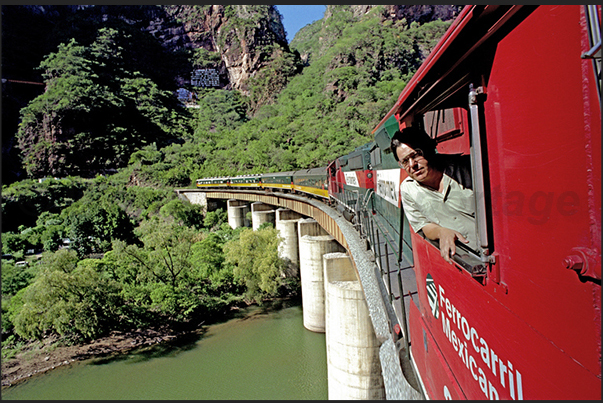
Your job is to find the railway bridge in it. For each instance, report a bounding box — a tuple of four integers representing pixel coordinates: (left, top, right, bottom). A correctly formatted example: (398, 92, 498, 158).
(175, 188, 423, 400)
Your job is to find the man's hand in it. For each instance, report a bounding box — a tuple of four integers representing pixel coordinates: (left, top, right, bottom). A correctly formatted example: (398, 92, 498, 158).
(422, 223, 469, 264)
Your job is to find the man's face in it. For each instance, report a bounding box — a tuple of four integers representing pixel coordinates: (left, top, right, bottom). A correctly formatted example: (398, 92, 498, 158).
(396, 143, 430, 182)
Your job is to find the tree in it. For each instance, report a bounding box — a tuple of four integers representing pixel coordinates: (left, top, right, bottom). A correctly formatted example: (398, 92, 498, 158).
(17, 37, 118, 177)
(109, 218, 204, 321)
(1, 232, 27, 257)
(159, 198, 204, 229)
(40, 248, 79, 273)
(135, 218, 200, 288)
(190, 231, 234, 290)
(15, 28, 191, 179)
(192, 48, 221, 69)
(247, 45, 302, 113)
(194, 89, 249, 140)
(223, 226, 288, 303)
(61, 199, 136, 257)
(203, 208, 228, 231)
(1, 261, 35, 296)
(40, 223, 66, 252)
(7, 250, 122, 342)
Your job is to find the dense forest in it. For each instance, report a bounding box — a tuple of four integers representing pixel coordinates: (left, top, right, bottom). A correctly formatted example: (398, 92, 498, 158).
(1, 5, 460, 359)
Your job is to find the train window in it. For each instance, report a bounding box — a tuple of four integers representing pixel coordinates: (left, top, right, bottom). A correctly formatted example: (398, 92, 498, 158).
(348, 155, 363, 170)
(370, 146, 381, 167)
(423, 108, 470, 155)
(412, 106, 491, 280)
(424, 109, 459, 138)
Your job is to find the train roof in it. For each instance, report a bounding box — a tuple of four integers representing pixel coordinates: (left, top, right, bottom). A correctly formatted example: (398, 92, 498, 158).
(294, 166, 327, 176)
(353, 141, 375, 153)
(372, 5, 535, 133)
(261, 171, 296, 177)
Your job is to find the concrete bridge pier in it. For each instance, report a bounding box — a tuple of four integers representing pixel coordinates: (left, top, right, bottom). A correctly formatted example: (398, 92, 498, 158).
(298, 219, 346, 333)
(227, 199, 250, 229)
(323, 252, 385, 400)
(251, 202, 275, 230)
(298, 217, 329, 238)
(275, 209, 303, 276)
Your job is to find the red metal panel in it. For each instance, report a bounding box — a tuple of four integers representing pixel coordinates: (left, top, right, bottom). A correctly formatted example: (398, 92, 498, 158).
(409, 297, 466, 400)
(433, 108, 471, 155)
(396, 5, 599, 399)
(483, 4, 601, 379)
(356, 169, 374, 190)
(411, 232, 601, 399)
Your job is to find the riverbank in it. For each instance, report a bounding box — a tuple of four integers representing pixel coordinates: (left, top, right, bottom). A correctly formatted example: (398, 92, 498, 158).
(2, 301, 326, 400)
(1, 325, 200, 389)
(1, 298, 298, 389)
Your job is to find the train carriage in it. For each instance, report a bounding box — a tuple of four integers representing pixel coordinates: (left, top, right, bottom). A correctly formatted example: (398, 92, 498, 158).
(261, 171, 295, 193)
(371, 4, 601, 400)
(292, 167, 329, 199)
(196, 177, 230, 188)
(229, 174, 262, 189)
(192, 5, 599, 399)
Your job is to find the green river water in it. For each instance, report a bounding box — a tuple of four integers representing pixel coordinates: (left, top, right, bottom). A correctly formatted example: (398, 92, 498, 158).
(2, 303, 328, 400)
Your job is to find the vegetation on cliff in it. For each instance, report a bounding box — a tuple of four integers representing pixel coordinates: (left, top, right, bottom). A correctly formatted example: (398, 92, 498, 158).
(16, 28, 192, 179)
(2, 4, 459, 360)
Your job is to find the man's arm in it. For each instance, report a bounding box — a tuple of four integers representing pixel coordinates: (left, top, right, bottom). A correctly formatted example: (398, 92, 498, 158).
(401, 179, 471, 264)
(422, 223, 469, 264)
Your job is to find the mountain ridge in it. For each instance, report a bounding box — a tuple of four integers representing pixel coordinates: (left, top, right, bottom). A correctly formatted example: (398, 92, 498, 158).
(1, 4, 462, 183)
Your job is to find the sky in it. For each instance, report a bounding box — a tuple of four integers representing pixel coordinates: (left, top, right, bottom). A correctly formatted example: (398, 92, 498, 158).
(275, 5, 327, 43)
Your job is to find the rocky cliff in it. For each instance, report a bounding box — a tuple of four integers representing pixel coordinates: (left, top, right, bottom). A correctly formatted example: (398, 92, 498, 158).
(146, 5, 290, 92)
(345, 4, 462, 22)
(2, 5, 291, 93)
(3, 5, 461, 92)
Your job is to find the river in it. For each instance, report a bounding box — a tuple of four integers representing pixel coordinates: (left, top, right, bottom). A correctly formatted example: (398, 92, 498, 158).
(2, 302, 328, 400)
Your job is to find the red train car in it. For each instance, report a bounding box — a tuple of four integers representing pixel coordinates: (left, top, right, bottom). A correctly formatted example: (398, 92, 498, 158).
(372, 5, 601, 400)
(327, 142, 375, 219)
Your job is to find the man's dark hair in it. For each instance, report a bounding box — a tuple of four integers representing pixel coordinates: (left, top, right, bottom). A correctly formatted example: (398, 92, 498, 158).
(391, 126, 473, 188)
(390, 126, 437, 163)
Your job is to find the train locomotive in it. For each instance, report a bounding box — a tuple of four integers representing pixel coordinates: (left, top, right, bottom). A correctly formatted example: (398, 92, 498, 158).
(196, 5, 601, 399)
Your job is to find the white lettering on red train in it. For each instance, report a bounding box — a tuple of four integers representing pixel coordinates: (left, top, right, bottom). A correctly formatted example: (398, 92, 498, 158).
(438, 285, 524, 400)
